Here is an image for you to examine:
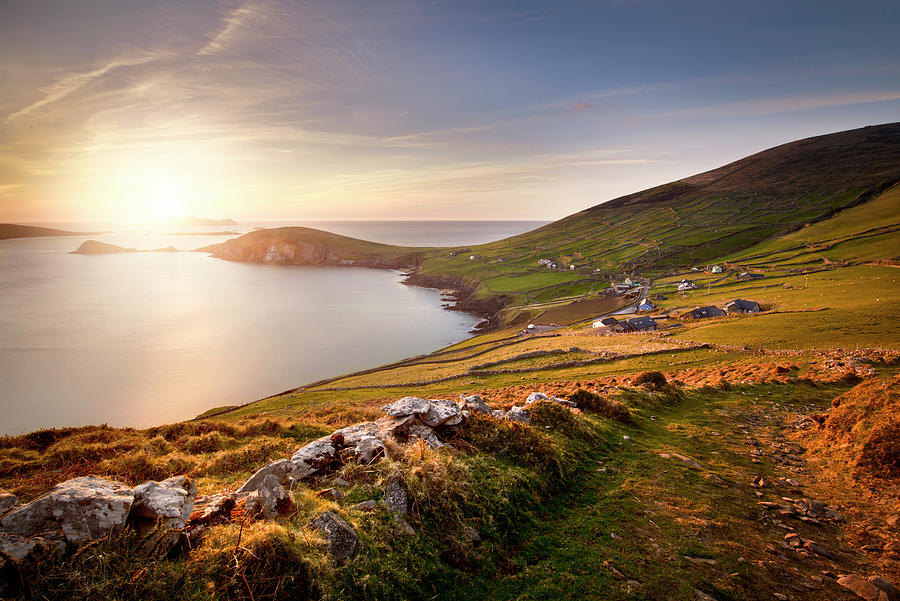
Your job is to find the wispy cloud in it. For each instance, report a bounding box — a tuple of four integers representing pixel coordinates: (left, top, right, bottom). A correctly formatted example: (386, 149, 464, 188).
(198, 2, 265, 56)
(5, 52, 168, 122)
(647, 91, 900, 121)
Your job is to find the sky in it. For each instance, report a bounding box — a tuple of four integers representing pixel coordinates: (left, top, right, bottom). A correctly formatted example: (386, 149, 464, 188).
(1, 0, 899, 223)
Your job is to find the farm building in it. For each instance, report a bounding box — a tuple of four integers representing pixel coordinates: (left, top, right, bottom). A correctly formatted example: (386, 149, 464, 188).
(626, 316, 658, 331)
(736, 272, 765, 281)
(683, 306, 726, 319)
(593, 316, 629, 332)
(711, 265, 723, 274)
(677, 279, 698, 291)
(725, 299, 761, 313)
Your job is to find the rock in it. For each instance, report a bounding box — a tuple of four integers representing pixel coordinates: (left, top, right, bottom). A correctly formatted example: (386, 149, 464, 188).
(805, 541, 834, 559)
(526, 392, 548, 404)
(312, 511, 358, 559)
(130, 475, 197, 537)
(2, 477, 133, 544)
(384, 477, 408, 516)
(381, 397, 432, 417)
(291, 437, 339, 478)
(354, 435, 386, 464)
(0, 531, 64, 565)
(408, 424, 447, 449)
(258, 475, 293, 520)
(492, 409, 507, 419)
(838, 574, 891, 601)
(236, 458, 295, 493)
(871, 578, 899, 601)
(375, 414, 417, 439)
(0, 489, 17, 515)
(0, 493, 56, 537)
(316, 488, 343, 501)
(188, 493, 236, 525)
(333, 478, 351, 488)
(505, 406, 530, 424)
(463, 526, 481, 543)
(394, 515, 416, 536)
(459, 394, 492, 415)
(672, 453, 703, 469)
(51, 477, 133, 543)
(550, 396, 578, 408)
(693, 589, 717, 601)
(354, 500, 377, 512)
(421, 399, 464, 427)
(333, 422, 379, 446)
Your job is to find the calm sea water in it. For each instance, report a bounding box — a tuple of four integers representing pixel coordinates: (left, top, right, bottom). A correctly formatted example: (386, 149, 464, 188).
(0, 221, 546, 435)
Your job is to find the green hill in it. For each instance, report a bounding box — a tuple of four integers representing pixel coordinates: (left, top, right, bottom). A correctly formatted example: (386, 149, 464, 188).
(420, 122, 900, 295)
(207, 123, 900, 317)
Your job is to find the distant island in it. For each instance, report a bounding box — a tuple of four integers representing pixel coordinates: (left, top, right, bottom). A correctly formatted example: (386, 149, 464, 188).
(0, 223, 95, 240)
(71, 240, 139, 254)
(167, 216, 237, 226)
(71, 240, 183, 254)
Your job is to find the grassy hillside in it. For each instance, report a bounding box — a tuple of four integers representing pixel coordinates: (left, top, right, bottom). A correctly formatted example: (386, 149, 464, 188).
(0, 224, 91, 240)
(420, 123, 900, 296)
(209, 123, 900, 314)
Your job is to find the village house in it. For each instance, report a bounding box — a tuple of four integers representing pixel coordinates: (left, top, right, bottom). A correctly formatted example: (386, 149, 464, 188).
(725, 299, 761, 313)
(593, 316, 629, 332)
(637, 299, 655, 312)
(711, 265, 724, 274)
(736, 272, 765, 281)
(677, 279, 698, 291)
(683, 305, 727, 319)
(626, 316, 658, 331)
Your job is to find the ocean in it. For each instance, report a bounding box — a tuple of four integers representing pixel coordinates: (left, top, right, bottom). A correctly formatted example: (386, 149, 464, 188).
(0, 221, 546, 435)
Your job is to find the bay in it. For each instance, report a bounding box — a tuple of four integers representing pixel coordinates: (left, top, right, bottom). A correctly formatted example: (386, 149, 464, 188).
(0, 221, 546, 435)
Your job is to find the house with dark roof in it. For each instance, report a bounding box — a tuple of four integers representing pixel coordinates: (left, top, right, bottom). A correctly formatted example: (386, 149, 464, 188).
(683, 306, 726, 320)
(725, 299, 761, 314)
(626, 316, 658, 331)
(598, 316, 629, 332)
(736, 272, 765, 280)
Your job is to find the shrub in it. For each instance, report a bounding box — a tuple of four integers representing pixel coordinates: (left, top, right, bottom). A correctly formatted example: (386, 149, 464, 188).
(198, 525, 319, 601)
(174, 432, 238, 455)
(527, 401, 590, 438)
(99, 451, 198, 484)
(458, 413, 563, 478)
(202, 437, 295, 477)
(567, 390, 633, 423)
(858, 419, 900, 479)
(632, 371, 667, 389)
(15, 529, 209, 601)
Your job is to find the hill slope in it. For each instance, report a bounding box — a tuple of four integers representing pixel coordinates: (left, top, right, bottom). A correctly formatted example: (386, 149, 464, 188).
(205, 123, 900, 311)
(0, 224, 91, 240)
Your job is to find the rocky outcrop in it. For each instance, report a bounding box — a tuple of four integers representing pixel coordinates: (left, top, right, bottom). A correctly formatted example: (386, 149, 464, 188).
(0, 476, 133, 543)
(71, 240, 138, 254)
(257, 475, 293, 520)
(505, 406, 531, 424)
(205, 227, 423, 269)
(236, 458, 297, 494)
(459, 394, 493, 415)
(838, 574, 898, 601)
(313, 511, 358, 559)
(0, 489, 16, 515)
(401, 272, 509, 332)
(130, 476, 197, 536)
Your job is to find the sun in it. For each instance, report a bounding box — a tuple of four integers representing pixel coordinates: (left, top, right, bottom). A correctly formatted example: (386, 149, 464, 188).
(153, 195, 183, 219)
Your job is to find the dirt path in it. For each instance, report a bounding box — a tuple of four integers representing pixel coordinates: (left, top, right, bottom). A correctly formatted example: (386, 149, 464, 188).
(444, 382, 895, 600)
